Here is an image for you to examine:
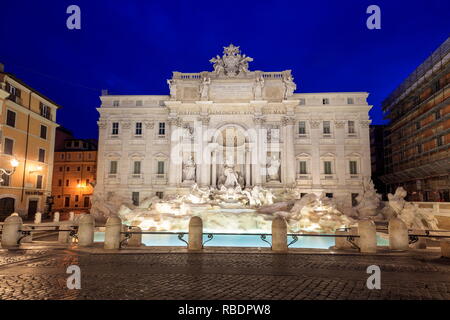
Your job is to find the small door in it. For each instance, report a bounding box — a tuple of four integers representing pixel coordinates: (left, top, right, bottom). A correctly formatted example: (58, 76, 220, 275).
(0, 198, 15, 221)
(27, 200, 38, 220)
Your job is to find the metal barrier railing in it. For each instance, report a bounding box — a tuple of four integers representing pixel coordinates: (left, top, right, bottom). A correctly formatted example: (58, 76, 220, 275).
(17, 226, 78, 244)
(118, 229, 362, 249)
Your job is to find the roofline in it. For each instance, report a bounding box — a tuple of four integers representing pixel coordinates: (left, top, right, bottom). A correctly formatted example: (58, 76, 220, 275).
(1, 72, 63, 109)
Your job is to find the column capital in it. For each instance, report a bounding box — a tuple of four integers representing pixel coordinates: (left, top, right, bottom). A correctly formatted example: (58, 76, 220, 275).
(334, 120, 346, 129)
(281, 116, 296, 126)
(253, 115, 266, 125)
(310, 120, 321, 129)
(359, 120, 371, 128)
(97, 120, 107, 129)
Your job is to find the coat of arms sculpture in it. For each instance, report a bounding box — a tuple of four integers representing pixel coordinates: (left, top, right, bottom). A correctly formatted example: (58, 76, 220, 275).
(210, 44, 253, 77)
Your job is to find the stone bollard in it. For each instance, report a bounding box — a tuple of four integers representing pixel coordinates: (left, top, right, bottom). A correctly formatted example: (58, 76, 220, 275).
(53, 211, 60, 223)
(440, 240, 450, 258)
(334, 230, 354, 249)
(58, 221, 72, 244)
(388, 218, 409, 250)
(34, 212, 42, 224)
(104, 216, 122, 249)
(188, 216, 203, 251)
(78, 214, 95, 247)
(358, 220, 377, 253)
(69, 211, 75, 221)
(1, 214, 23, 249)
(272, 217, 288, 252)
(128, 226, 142, 247)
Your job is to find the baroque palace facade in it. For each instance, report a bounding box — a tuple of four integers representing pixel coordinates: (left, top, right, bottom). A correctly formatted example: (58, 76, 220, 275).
(96, 45, 372, 208)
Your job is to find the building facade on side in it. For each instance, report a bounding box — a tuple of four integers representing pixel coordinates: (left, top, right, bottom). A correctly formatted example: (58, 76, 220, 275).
(0, 63, 60, 220)
(51, 132, 97, 213)
(380, 37, 450, 202)
(95, 45, 372, 209)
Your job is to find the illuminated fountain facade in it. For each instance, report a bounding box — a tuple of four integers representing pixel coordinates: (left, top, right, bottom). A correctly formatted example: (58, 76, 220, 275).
(92, 44, 437, 234)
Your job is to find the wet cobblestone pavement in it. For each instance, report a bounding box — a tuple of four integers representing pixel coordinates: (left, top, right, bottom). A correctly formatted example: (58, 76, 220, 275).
(0, 249, 449, 300)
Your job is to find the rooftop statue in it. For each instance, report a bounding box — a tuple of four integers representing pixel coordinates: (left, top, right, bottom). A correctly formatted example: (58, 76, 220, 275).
(209, 44, 253, 77)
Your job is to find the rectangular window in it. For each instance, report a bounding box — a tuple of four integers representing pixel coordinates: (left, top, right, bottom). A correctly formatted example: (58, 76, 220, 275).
(4, 138, 14, 155)
(6, 110, 16, 127)
(299, 161, 307, 174)
(75, 195, 79, 202)
(64, 196, 70, 207)
(348, 121, 355, 134)
(110, 161, 118, 174)
(347, 98, 354, 104)
(113, 100, 119, 107)
(326, 193, 333, 198)
(84, 197, 90, 207)
(59, 166, 63, 172)
(38, 148, 46, 162)
(133, 161, 141, 174)
(159, 122, 166, 135)
(435, 110, 441, 120)
(324, 161, 332, 174)
(39, 103, 52, 120)
(87, 166, 91, 171)
(40, 125, 47, 139)
(349, 161, 358, 174)
(416, 145, 422, 153)
(157, 161, 165, 174)
(156, 192, 164, 199)
(415, 122, 420, 130)
(112, 122, 119, 135)
(136, 100, 143, 107)
(323, 121, 331, 134)
(77, 167, 81, 171)
(1, 173, 10, 186)
(36, 175, 43, 189)
(437, 136, 443, 147)
(298, 121, 306, 135)
(351, 193, 359, 206)
(58, 179, 62, 186)
(66, 180, 69, 186)
(135, 122, 142, 135)
(322, 98, 330, 105)
(132, 192, 140, 206)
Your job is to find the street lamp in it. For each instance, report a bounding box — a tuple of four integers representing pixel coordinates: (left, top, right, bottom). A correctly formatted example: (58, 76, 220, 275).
(0, 159, 19, 183)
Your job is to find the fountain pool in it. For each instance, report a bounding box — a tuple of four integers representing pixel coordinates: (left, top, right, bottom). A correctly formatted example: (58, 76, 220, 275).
(94, 232, 389, 249)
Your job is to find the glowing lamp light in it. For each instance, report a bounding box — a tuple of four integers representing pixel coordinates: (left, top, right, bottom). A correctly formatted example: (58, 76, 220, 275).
(10, 159, 19, 168)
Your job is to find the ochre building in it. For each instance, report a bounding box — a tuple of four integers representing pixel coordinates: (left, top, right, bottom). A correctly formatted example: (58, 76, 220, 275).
(0, 63, 60, 220)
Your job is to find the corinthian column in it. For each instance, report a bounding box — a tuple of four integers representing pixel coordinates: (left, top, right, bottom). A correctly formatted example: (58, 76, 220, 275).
(282, 116, 296, 185)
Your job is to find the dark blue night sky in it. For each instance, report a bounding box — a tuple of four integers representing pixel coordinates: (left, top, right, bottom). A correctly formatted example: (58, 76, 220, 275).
(1, 0, 449, 139)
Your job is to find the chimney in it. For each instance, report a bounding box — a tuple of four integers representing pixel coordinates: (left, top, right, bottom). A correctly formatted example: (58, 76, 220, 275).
(0, 63, 4, 73)
(101, 89, 108, 96)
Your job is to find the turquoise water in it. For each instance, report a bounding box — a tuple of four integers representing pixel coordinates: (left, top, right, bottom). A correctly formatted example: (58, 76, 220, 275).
(94, 232, 389, 249)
